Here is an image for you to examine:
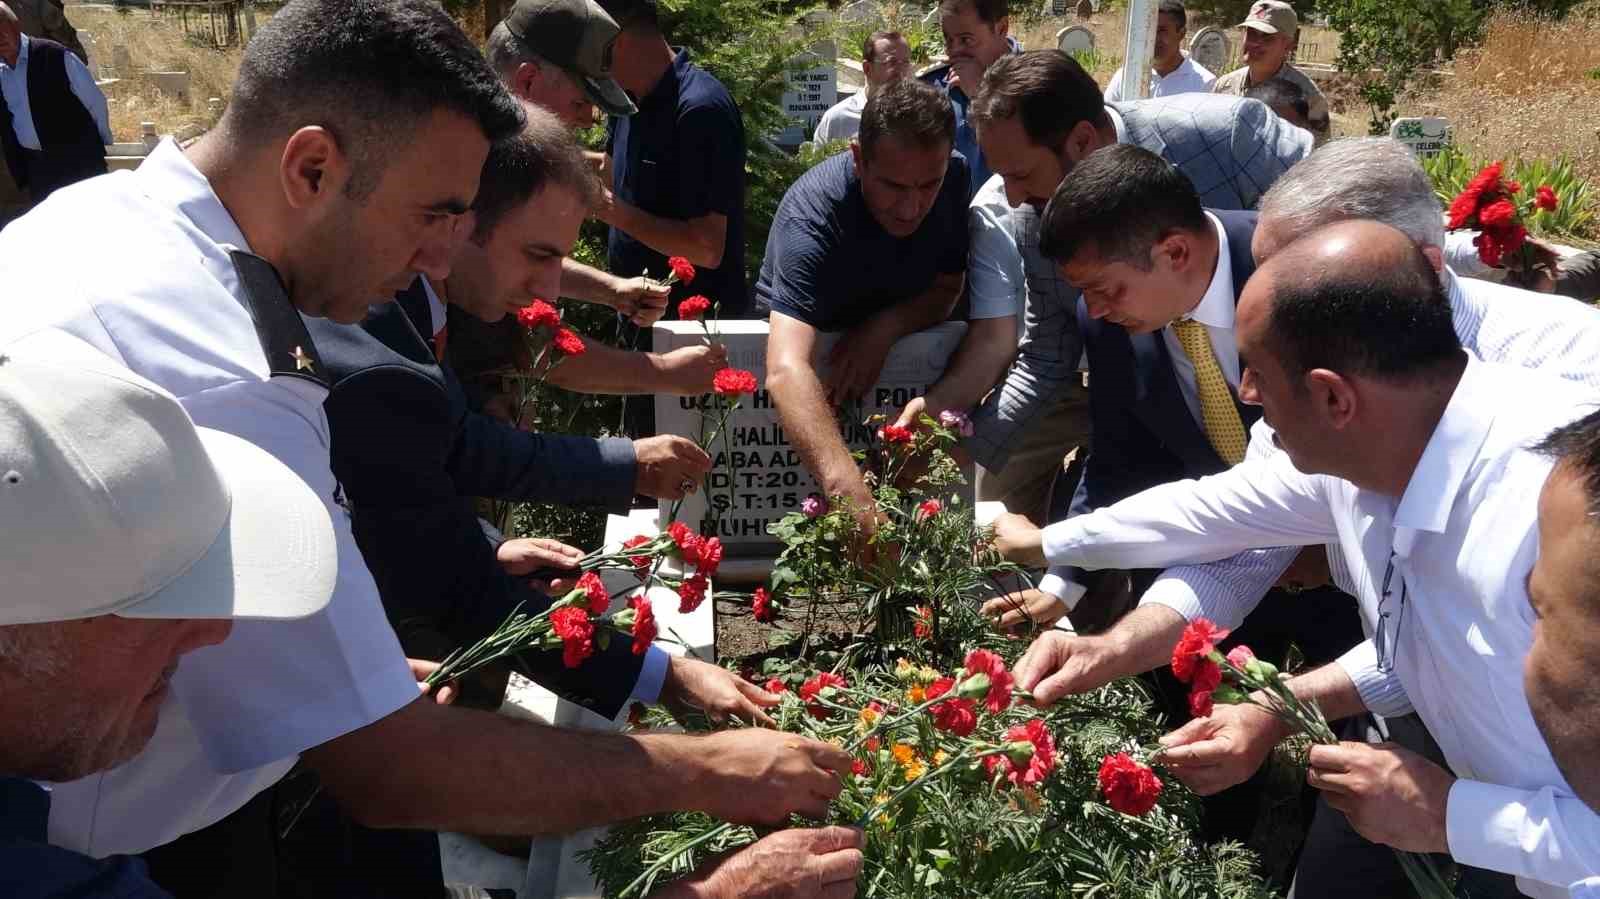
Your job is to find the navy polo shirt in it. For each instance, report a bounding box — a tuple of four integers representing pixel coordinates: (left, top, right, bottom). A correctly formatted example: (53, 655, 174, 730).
(0, 778, 172, 898)
(607, 49, 748, 316)
(755, 151, 969, 334)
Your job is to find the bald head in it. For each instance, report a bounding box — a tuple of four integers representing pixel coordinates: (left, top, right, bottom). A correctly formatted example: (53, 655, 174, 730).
(0, 3, 17, 23)
(1244, 220, 1460, 387)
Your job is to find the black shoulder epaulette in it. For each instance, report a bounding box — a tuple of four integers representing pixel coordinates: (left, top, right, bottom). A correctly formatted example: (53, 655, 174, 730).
(229, 250, 332, 389)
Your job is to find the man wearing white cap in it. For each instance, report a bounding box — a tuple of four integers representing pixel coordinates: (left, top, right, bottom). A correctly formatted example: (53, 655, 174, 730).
(0, 334, 337, 897)
(1211, 0, 1329, 138)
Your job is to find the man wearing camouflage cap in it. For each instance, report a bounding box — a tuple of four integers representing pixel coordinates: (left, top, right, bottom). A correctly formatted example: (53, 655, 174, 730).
(1211, 0, 1329, 138)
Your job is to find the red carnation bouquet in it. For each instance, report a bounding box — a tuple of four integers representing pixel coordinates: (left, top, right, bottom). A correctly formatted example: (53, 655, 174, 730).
(1447, 162, 1561, 272)
(1171, 619, 1455, 898)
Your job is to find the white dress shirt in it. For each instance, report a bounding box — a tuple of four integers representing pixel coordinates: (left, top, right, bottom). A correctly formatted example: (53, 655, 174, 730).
(1104, 54, 1217, 103)
(1042, 358, 1600, 896)
(813, 91, 866, 145)
(1573, 878, 1600, 898)
(0, 34, 113, 148)
(966, 173, 1026, 330)
(1037, 211, 1238, 605)
(0, 140, 420, 855)
(1141, 270, 1600, 635)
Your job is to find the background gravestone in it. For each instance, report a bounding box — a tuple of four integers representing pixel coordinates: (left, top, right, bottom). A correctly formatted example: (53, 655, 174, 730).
(1188, 26, 1231, 75)
(1389, 117, 1452, 158)
(1056, 25, 1095, 54)
(654, 321, 974, 578)
(839, 0, 885, 26)
(776, 11, 838, 147)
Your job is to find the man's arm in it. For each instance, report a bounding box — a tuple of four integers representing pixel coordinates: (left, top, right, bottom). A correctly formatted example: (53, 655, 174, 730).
(303, 699, 852, 835)
(599, 203, 728, 270)
(545, 334, 728, 396)
(766, 312, 874, 521)
(62, 52, 111, 145)
(560, 258, 671, 326)
(822, 271, 965, 404)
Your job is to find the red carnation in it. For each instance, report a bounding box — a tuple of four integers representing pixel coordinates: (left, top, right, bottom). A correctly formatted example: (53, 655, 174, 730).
(622, 535, 653, 575)
(678, 295, 712, 320)
(852, 758, 871, 778)
(752, 586, 777, 623)
(629, 595, 657, 655)
(925, 675, 955, 701)
(1477, 199, 1518, 229)
(764, 677, 787, 694)
(1189, 658, 1223, 717)
(1098, 753, 1163, 816)
(964, 648, 1015, 714)
(677, 575, 709, 614)
(1447, 162, 1504, 230)
(515, 300, 561, 331)
(878, 425, 914, 445)
(550, 606, 594, 668)
(999, 719, 1057, 788)
(577, 571, 609, 616)
(1536, 185, 1560, 212)
(931, 695, 978, 736)
(694, 536, 723, 578)
(667, 521, 701, 560)
(912, 605, 934, 640)
(1225, 646, 1256, 670)
(1171, 618, 1230, 683)
(799, 672, 848, 718)
(916, 499, 942, 520)
(551, 328, 586, 357)
(668, 256, 696, 284)
(712, 367, 758, 396)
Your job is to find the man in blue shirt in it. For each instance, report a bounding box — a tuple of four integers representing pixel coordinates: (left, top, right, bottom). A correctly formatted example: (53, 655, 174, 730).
(761, 78, 969, 539)
(919, 0, 1019, 200)
(0, 339, 339, 898)
(599, 0, 746, 319)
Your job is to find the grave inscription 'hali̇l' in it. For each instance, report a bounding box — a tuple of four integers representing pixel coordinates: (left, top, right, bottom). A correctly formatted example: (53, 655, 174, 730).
(654, 320, 971, 555)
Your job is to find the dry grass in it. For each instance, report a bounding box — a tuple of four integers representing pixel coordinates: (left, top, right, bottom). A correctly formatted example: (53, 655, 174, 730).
(69, 5, 253, 142)
(1410, 9, 1600, 187)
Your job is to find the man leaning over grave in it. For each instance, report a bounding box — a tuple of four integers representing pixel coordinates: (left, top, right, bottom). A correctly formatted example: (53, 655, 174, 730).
(893, 50, 1309, 554)
(813, 29, 911, 146)
(998, 220, 1600, 898)
(1212, 0, 1330, 140)
(0, 4, 856, 896)
(920, 0, 1019, 200)
(761, 77, 968, 543)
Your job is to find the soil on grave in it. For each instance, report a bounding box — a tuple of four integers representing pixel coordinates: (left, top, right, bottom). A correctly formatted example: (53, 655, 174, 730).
(714, 594, 864, 665)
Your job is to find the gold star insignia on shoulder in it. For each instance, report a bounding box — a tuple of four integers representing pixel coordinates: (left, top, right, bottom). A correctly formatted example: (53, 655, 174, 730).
(290, 346, 316, 373)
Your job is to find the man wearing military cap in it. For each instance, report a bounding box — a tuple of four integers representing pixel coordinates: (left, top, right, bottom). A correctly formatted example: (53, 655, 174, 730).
(1211, 0, 1329, 138)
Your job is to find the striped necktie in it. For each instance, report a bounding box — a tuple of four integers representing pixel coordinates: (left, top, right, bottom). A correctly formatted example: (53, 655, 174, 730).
(1171, 318, 1247, 465)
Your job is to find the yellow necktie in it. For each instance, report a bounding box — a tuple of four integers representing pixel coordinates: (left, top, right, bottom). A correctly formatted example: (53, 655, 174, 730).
(1171, 318, 1247, 465)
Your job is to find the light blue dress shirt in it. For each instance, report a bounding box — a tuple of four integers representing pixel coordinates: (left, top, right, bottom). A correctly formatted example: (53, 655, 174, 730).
(0, 34, 113, 150)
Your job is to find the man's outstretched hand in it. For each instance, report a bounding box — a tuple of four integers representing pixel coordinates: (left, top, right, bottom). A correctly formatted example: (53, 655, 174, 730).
(656, 826, 864, 899)
(991, 512, 1047, 568)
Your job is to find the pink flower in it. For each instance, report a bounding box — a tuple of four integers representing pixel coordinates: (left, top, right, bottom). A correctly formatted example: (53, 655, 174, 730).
(1225, 646, 1256, 670)
(802, 495, 827, 518)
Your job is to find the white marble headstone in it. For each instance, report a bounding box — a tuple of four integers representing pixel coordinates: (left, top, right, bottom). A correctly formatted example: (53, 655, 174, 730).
(1390, 117, 1452, 158)
(1188, 27, 1232, 76)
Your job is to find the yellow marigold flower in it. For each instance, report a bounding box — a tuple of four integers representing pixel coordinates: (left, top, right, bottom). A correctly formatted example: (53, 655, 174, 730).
(891, 743, 916, 766)
(933, 750, 949, 766)
(906, 685, 926, 703)
(903, 760, 926, 781)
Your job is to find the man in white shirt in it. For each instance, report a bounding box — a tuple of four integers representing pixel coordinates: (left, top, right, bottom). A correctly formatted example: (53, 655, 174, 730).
(0, 2, 109, 202)
(1103, 0, 1215, 103)
(813, 30, 911, 145)
(1000, 220, 1600, 897)
(0, 3, 856, 896)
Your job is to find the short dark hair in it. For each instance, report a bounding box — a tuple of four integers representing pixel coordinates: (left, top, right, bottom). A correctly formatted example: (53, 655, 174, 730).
(858, 78, 955, 161)
(1538, 410, 1600, 520)
(1038, 145, 1208, 270)
(225, 0, 524, 201)
(598, 0, 659, 32)
(1158, 0, 1188, 30)
(1245, 77, 1309, 121)
(938, 0, 1008, 25)
(972, 50, 1107, 149)
(471, 105, 599, 242)
(863, 30, 904, 64)
(1264, 240, 1461, 387)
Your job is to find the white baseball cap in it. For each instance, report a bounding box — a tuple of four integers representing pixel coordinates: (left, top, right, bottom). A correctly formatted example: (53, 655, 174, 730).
(0, 333, 337, 626)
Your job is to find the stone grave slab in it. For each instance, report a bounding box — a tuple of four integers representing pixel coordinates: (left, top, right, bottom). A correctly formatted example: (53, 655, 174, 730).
(1188, 26, 1232, 76)
(653, 320, 973, 581)
(1056, 24, 1095, 54)
(839, 0, 885, 25)
(777, 48, 838, 146)
(1390, 116, 1452, 158)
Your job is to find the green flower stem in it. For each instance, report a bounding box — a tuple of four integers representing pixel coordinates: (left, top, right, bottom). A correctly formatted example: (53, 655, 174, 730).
(618, 821, 737, 898)
(854, 747, 1011, 829)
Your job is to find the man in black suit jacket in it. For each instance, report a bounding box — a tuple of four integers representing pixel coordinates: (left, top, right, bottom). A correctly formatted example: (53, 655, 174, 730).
(992, 145, 1362, 844)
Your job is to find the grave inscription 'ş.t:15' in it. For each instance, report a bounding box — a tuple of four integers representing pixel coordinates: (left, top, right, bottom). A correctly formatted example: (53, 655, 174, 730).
(653, 321, 971, 554)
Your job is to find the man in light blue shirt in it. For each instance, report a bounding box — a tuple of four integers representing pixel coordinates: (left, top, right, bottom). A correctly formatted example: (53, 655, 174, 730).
(0, 5, 110, 202)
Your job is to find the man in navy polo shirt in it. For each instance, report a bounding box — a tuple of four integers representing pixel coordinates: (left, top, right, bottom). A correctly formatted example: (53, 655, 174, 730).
(598, 0, 746, 319)
(761, 78, 969, 542)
